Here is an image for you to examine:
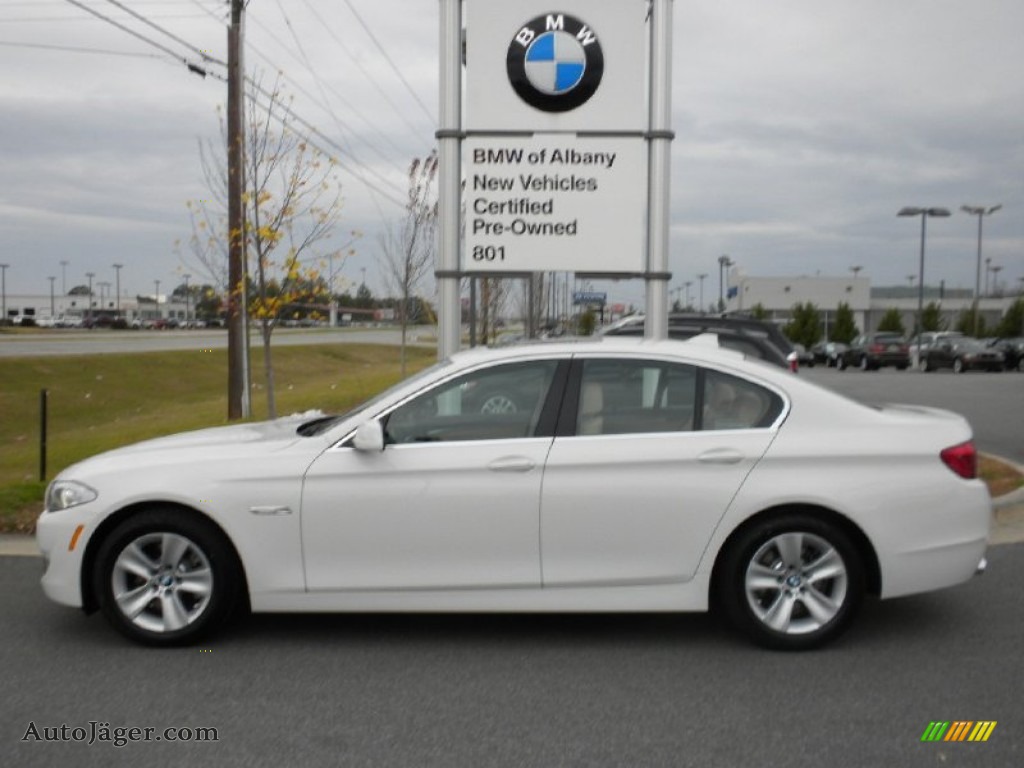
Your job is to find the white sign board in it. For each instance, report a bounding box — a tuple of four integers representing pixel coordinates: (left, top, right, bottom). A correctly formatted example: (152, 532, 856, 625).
(463, 135, 646, 273)
(465, 0, 648, 132)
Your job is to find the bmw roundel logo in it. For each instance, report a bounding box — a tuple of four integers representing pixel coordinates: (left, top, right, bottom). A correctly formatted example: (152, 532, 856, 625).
(506, 13, 604, 113)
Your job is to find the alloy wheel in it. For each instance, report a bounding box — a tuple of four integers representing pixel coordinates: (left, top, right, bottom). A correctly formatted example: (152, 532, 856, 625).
(110, 532, 214, 634)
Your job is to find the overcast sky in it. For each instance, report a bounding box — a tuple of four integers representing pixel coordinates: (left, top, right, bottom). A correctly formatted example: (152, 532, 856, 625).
(1, 0, 1021, 308)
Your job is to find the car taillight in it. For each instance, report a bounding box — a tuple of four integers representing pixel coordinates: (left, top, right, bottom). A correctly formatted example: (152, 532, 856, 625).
(787, 352, 799, 372)
(940, 441, 977, 479)
(870, 344, 885, 354)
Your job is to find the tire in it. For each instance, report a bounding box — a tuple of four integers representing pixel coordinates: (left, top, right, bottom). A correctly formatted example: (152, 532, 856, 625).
(859, 355, 871, 372)
(716, 514, 865, 651)
(920, 356, 932, 373)
(93, 509, 242, 646)
(837, 356, 847, 371)
(953, 358, 964, 374)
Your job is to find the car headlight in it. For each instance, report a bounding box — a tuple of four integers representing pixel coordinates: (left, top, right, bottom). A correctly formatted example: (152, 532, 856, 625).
(46, 480, 98, 512)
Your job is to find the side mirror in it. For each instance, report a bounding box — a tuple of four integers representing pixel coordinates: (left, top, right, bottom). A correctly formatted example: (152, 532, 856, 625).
(353, 420, 385, 452)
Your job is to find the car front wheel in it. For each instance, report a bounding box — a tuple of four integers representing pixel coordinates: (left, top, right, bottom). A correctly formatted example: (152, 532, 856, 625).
(93, 509, 242, 646)
(717, 515, 865, 650)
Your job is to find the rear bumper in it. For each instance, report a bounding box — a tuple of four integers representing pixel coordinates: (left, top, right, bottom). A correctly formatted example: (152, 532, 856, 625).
(880, 535, 988, 598)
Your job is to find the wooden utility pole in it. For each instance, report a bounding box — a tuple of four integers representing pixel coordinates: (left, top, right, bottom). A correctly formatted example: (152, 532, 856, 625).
(227, 0, 250, 418)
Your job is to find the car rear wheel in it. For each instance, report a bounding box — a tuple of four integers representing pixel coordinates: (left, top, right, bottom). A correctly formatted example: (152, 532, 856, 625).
(953, 358, 965, 374)
(93, 509, 242, 646)
(859, 356, 871, 371)
(717, 515, 865, 650)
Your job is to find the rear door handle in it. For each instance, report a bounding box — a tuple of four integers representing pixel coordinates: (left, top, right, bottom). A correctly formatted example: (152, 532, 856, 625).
(487, 457, 536, 473)
(697, 448, 745, 465)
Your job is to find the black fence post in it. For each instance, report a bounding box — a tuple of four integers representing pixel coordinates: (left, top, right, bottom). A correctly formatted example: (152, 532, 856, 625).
(40, 388, 48, 482)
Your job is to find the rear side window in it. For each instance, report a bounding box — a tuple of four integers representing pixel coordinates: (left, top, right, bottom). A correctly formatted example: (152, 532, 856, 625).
(576, 359, 698, 436)
(573, 360, 783, 436)
(702, 370, 783, 430)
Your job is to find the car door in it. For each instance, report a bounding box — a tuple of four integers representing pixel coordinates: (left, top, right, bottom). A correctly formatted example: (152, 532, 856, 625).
(301, 358, 567, 591)
(540, 356, 783, 587)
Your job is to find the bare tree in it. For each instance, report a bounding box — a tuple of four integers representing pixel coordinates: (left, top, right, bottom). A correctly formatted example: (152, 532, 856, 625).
(183, 76, 354, 418)
(379, 152, 439, 375)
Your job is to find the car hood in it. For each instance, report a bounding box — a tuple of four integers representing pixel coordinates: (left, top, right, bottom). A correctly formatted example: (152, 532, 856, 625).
(58, 413, 328, 480)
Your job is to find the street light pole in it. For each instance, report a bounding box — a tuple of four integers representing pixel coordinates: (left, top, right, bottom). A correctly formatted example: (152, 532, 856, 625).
(112, 263, 123, 318)
(48, 276, 56, 316)
(898, 207, 950, 361)
(991, 265, 1003, 297)
(697, 273, 707, 314)
(85, 272, 95, 324)
(961, 204, 1001, 336)
(60, 260, 68, 296)
(717, 255, 731, 311)
(0, 263, 8, 322)
(183, 274, 191, 327)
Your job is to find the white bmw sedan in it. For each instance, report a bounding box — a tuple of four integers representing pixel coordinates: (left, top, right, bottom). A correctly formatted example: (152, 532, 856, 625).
(37, 337, 990, 650)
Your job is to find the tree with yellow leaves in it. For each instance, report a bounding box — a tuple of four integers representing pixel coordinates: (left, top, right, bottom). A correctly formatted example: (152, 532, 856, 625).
(182, 76, 357, 418)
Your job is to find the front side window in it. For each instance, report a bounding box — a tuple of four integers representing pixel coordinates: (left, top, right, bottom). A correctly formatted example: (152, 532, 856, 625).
(384, 360, 559, 444)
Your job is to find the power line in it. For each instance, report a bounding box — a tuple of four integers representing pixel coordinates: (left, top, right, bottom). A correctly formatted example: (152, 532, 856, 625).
(339, 0, 436, 124)
(267, 0, 416, 182)
(62, 0, 226, 79)
(298, 0, 433, 149)
(245, 78, 406, 210)
(0, 40, 165, 58)
(100, 0, 226, 66)
(245, 11, 417, 162)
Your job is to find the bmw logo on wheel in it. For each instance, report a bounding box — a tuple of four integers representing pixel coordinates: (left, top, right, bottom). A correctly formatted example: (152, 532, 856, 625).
(507, 13, 604, 113)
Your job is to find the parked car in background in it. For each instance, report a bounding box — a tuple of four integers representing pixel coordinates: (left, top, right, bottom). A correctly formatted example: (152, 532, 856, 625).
(988, 338, 1023, 371)
(921, 338, 1004, 373)
(810, 341, 849, 368)
(792, 343, 815, 368)
(838, 333, 910, 371)
(37, 337, 990, 650)
(908, 331, 964, 368)
(601, 313, 799, 371)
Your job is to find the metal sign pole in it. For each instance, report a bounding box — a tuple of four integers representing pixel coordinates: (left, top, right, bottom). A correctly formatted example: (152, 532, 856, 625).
(645, 0, 674, 340)
(437, 0, 463, 360)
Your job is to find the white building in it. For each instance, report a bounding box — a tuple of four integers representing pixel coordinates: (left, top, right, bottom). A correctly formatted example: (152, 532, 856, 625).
(724, 270, 1019, 335)
(2, 292, 191, 326)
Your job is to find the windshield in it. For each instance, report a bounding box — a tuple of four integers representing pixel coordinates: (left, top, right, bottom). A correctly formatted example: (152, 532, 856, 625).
(296, 360, 452, 436)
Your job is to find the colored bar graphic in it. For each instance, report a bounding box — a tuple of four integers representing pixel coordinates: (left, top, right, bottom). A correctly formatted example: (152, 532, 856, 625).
(968, 722, 997, 742)
(921, 721, 996, 742)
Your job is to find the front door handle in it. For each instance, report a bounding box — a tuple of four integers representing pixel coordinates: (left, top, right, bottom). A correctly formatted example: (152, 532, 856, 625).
(697, 448, 744, 465)
(487, 457, 536, 473)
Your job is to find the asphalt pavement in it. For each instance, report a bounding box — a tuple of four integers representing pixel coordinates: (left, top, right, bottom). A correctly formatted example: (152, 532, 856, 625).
(2, 544, 1022, 768)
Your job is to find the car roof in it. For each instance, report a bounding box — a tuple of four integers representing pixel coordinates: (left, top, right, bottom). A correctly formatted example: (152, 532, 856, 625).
(446, 334, 790, 380)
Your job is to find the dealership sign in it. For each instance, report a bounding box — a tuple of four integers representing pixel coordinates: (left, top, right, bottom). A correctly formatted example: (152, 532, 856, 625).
(464, 136, 645, 273)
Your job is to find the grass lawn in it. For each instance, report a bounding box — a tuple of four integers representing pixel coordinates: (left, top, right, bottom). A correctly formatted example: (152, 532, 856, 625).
(0, 343, 435, 532)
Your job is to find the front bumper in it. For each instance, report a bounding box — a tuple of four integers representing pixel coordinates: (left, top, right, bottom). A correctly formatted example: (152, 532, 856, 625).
(35, 506, 96, 608)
